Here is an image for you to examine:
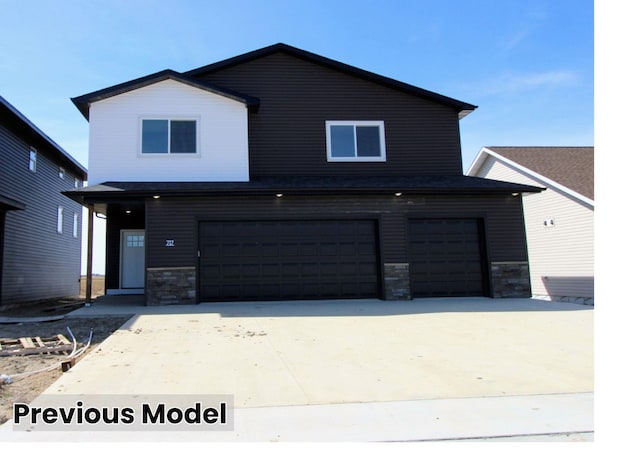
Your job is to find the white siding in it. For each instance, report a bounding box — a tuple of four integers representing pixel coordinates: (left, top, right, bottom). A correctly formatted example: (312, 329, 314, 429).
(477, 157, 594, 300)
(88, 79, 249, 184)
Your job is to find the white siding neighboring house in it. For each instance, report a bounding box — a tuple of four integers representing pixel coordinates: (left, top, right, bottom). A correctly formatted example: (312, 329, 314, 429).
(467, 146, 594, 305)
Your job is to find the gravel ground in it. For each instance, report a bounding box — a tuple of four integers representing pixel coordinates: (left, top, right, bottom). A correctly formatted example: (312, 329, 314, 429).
(0, 301, 130, 424)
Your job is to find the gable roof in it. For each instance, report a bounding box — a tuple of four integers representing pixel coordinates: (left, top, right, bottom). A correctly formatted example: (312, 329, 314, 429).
(185, 43, 477, 119)
(0, 95, 87, 180)
(467, 146, 594, 204)
(71, 69, 260, 120)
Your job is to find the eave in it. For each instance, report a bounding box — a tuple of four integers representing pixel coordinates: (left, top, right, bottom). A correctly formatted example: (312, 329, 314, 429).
(185, 43, 477, 119)
(71, 70, 260, 121)
(63, 176, 543, 208)
(0, 96, 88, 180)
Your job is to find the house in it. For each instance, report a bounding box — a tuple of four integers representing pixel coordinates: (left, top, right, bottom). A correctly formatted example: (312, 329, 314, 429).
(466, 146, 594, 304)
(64, 43, 542, 306)
(0, 95, 87, 309)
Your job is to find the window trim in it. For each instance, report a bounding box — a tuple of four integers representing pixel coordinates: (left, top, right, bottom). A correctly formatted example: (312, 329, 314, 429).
(73, 212, 79, 238)
(139, 117, 199, 156)
(326, 120, 386, 162)
(29, 148, 37, 172)
(58, 167, 65, 179)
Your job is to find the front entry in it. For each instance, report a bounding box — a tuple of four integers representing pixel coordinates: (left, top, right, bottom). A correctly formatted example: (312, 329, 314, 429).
(121, 230, 145, 289)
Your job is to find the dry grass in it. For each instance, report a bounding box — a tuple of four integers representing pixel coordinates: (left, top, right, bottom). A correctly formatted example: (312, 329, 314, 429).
(79, 275, 105, 299)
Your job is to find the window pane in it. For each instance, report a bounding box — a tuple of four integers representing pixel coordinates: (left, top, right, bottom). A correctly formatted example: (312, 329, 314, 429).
(356, 126, 381, 157)
(57, 206, 63, 233)
(330, 125, 355, 157)
(29, 149, 37, 172)
(171, 120, 196, 154)
(142, 120, 168, 153)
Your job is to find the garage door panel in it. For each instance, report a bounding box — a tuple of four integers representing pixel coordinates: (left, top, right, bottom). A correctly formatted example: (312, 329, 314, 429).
(199, 220, 380, 301)
(409, 219, 486, 297)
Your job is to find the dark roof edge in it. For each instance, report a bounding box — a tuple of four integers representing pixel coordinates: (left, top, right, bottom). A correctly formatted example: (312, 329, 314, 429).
(0, 95, 88, 179)
(63, 180, 543, 205)
(185, 43, 478, 119)
(71, 70, 260, 120)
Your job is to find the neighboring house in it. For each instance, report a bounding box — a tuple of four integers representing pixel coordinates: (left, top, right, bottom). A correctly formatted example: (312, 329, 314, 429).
(466, 146, 594, 304)
(0, 95, 87, 309)
(65, 43, 541, 306)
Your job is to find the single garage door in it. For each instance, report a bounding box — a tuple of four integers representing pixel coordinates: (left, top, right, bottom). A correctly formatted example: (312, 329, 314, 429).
(408, 218, 486, 297)
(199, 220, 380, 301)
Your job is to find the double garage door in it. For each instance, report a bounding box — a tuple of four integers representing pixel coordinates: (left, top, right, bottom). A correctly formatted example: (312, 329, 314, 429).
(198, 218, 486, 302)
(199, 220, 380, 301)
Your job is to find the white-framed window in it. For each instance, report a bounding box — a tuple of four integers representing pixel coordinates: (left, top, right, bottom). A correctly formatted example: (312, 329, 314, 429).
(74, 178, 82, 188)
(29, 148, 37, 172)
(73, 213, 79, 238)
(141, 119, 197, 154)
(57, 206, 64, 234)
(326, 121, 386, 162)
(58, 167, 65, 179)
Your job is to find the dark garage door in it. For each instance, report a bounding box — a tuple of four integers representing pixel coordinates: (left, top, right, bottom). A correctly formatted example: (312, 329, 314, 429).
(409, 219, 486, 297)
(199, 220, 380, 301)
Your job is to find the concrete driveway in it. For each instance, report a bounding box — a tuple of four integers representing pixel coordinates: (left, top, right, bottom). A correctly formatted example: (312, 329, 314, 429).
(4, 297, 593, 441)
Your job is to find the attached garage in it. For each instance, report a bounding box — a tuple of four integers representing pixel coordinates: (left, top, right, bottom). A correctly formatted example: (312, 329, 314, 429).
(408, 218, 487, 297)
(199, 219, 380, 301)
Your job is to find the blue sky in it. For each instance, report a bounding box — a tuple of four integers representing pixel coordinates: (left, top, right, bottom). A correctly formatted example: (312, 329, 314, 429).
(1, 0, 593, 171)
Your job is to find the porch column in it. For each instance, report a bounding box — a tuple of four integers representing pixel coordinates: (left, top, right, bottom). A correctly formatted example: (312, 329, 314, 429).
(85, 204, 94, 306)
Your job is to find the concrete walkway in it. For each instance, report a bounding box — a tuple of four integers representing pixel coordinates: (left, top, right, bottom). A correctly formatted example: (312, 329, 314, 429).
(2, 297, 594, 441)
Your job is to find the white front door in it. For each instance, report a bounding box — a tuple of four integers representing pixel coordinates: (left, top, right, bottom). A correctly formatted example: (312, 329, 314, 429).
(121, 230, 145, 289)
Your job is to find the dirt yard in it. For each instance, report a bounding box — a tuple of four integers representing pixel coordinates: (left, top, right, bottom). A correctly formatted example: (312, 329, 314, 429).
(0, 300, 129, 424)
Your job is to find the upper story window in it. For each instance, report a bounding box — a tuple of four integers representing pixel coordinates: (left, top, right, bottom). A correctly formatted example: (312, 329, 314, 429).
(326, 121, 386, 162)
(58, 167, 65, 179)
(141, 119, 197, 154)
(29, 148, 37, 172)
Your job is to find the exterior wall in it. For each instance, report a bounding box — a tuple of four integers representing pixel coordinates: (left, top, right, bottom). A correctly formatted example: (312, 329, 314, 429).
(88, 79, 249, 185)
(0, 123, 84, 307)
(475, 156, 594, 302)
(194, 52, 465, 178)
(142, 193, 529, 303)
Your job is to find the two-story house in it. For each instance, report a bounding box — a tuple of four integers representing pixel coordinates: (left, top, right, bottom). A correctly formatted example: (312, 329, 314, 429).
(65, 43, 541, 305)
(1, 95, 87, 309)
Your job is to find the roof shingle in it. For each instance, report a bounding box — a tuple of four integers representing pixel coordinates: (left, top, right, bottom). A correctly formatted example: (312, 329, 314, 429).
(484, 146, 594, 200)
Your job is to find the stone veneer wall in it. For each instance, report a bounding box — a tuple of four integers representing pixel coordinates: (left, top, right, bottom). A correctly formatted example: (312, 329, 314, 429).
(490, 261, 531, 298)
(384, 263, 412, 300)
(146, 267, 196, 306)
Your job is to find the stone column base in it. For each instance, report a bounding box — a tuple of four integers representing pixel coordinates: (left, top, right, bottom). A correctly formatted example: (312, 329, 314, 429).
(490, 261, 531, 298)
(146, 267, 196, 306)
(383, 263, 412, 300)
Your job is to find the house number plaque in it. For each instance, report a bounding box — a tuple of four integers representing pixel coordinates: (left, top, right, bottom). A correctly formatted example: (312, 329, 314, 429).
(165, 240, 175, 247)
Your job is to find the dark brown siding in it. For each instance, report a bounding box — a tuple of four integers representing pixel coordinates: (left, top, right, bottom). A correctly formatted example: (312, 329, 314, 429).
(145, 193, 527, 299)
(0, 123, 85, 306)
(194, 52, 464, 178)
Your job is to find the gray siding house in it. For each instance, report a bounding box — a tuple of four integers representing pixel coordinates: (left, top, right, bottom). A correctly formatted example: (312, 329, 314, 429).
(1, 95, 87, 309)
(467, 146, 594, 304)
(65, 43, 541, 305)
